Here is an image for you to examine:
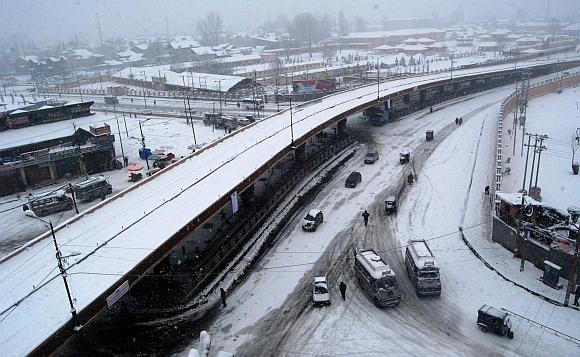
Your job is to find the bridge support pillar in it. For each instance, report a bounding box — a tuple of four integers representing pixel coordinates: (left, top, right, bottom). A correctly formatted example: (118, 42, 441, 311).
(337, 118, 347, 137)
(240, 184, 255, 208)
(293, 144, 305, 164)
(18, 167, 28, 188)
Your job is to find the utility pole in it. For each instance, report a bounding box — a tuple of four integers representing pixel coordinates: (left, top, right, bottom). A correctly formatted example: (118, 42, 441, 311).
(517, 133, 533, 272)
(139, 119, 151, 170)
(377, 58, 380, 103)
(187, 96, 197, 146)
(564, 224, 579, 306)
(534, 135, 547, 187)
(140, 71, 148, 109)
(115, 115, 126, 167)
(450, 52, 454, 80)
(289, 97, 294, 147)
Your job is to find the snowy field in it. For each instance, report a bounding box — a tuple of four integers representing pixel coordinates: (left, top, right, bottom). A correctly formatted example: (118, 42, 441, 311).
(501, 86, 580, 211)
(199, 81, 580, 356)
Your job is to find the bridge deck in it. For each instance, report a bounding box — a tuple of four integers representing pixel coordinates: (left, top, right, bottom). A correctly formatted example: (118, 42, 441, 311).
(1, 55, 578, 356)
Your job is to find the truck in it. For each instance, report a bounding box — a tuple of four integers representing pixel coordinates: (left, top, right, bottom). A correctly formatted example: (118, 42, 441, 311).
(405, 239, 441, 296)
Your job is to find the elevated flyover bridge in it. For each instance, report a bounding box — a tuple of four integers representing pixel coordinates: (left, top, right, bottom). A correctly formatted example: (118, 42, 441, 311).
(1, 55, 580, 356)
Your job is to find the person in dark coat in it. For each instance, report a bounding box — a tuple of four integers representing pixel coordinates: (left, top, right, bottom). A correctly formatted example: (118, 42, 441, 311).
(362, 210, 370, 226)
(485, 185, 490, 195)
(455, 117, 459, 125)
(339, 281, 347, 301)
(220, 288, 227, 307)
(574, 285, 580, 306)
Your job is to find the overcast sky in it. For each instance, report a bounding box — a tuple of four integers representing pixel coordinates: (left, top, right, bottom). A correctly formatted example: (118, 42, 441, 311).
(0, 0, 579, 48)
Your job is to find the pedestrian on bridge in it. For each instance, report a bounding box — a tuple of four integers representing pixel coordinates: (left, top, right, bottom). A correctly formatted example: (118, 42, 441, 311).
(339, 281, 347, 301)
(220, 288, 227, 308)
(362, 210, 370, 226)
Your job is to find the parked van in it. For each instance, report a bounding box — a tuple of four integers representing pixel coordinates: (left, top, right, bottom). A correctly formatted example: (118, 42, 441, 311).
(26, 190, 73, 217)
(74, 176, 112, 202)
(405, 240, 441, 296)
(354, 249, 401, 307)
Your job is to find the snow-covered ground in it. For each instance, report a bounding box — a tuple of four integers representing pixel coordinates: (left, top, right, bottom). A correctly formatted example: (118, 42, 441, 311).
(199, 80, 580, 356)
(501, 86, 580, 211)
(1, 57, 579, 357)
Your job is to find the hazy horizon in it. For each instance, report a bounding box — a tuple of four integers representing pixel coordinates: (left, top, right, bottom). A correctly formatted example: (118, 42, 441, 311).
(1, 0, 579, 49)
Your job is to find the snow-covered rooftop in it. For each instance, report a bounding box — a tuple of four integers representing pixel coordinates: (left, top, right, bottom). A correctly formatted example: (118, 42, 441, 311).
(113, 66, 249, 92)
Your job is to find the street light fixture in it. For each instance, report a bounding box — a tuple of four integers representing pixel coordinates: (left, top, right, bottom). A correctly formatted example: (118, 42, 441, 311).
(24, 210, 82, 331)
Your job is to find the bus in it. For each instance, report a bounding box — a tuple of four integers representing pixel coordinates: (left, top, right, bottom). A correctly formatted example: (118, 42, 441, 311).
(354, 249, 401, 307)
(73, 176, 112, 202)
(26, 189, 73, 217)
(405, 240, 441, 296)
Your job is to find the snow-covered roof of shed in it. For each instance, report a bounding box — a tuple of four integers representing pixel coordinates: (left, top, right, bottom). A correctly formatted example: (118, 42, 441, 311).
(416, 37, 436, 43)
(113, 66, 249, 92)
(345, 28, 446, 39)
(496, 192, 542, 206)
(170, 36, 199, 49)
(192, 46, 217, 56)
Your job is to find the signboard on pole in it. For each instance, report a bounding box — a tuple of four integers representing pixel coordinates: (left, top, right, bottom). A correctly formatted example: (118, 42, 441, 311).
(106, 280, 129, 309)
(231, 191, 239, 214)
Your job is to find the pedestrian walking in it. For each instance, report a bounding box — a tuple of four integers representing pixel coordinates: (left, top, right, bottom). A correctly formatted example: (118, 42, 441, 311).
(362, 210, 370, 226)
(574, 284, 580, 306)
(339, 281, 347, 301)
(455, 117, 459, 125)
(459, 117, 463, 125)
(220, 288, 227, 307)
(485, 185, 490, 195)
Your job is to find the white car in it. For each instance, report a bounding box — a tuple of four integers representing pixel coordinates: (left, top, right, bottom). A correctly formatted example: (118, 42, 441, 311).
(302, 209, 324, 232)
(312, 276, 331, 306)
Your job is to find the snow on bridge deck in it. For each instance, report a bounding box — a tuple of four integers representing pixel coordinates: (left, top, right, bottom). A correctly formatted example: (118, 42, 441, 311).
(1, 55, 578, 356)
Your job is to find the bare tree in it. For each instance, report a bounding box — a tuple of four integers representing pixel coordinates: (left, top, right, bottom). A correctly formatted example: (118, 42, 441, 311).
(197, 13, 223, 46)
(289, 13, 332, 58)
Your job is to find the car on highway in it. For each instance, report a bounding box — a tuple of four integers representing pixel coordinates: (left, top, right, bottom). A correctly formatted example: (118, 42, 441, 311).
(364, 151, 379, 164)
(345, 171, 362, 188)
(302, 209, 324, 232)
(312, 276, 331, 306)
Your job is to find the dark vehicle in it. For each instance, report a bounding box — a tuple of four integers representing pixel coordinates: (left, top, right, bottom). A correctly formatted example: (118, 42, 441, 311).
(426, 130, 434, 141)
(302, 209, 324, 232)
(345, 171, 362, 188)
(385, 196, 397, 214)
(74, 176, 113, 202)
(364, 151, 379, 164)
(477, 305, 514, 339)
(104, 96, 119, 105)
(27, 190, 73, 217)
(399, 152, 410, 164)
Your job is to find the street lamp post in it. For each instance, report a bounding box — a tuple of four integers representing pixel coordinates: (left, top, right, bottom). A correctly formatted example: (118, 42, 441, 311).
(139, 118, 152, 170)
(289, 97, 294, 148)
(214, 79, 224, 115)
(450, 52, 454, 80)
(24, 210, 81, 330)
(140, 71, 148, 109)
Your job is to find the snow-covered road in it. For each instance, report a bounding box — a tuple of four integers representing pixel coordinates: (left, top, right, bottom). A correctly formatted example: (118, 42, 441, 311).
(200, 81, 580, 356)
